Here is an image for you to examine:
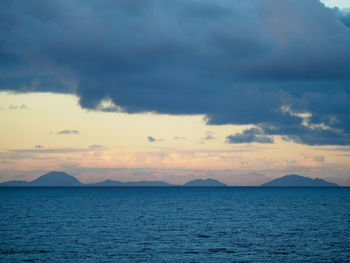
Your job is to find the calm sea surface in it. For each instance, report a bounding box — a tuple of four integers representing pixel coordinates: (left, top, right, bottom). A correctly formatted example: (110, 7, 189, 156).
(0, 187, 349, 262)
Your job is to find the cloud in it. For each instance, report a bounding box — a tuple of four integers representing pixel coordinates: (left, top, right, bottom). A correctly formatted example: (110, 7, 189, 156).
(7, 148, 85, 154)
(294, 153, 325, 168)
(226, 128, 273, 144)
(0, 146, 106, 161)
(1, 0, 350, 145)
(147, 136, 157, 142)
(199, 132, 215, 144)
(204, 131, 215, 141)
(315, 146, 350, 152)
(204, 135, 215, 140)
(174, 136, 186, 140)
(337, 8, 350, 27)
(8, 104, 27, 110)
(88, 144, 105, 149)
(56, 130, 80, 135)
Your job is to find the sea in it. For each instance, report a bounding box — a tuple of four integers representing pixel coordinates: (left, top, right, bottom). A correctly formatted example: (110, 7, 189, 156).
(0, 187, 349, 262)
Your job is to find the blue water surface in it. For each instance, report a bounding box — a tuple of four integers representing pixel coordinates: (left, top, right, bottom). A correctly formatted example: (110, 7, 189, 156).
(0, 187, 349, 262)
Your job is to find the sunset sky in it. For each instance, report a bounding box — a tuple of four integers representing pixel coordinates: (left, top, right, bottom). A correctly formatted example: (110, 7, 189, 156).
(1, 0, 350, 185)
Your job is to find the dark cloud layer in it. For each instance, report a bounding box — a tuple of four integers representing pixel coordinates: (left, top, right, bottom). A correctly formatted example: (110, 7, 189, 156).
(338, 9, 350, 27)
(1, 0, 350, 145)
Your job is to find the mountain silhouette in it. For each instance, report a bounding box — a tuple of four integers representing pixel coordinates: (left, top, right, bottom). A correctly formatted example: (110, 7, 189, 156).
(0, 171, 82, 187)
(0, 172, 228, 187)
(0, 172, 340, 187)
(261, 174, 338, 187)
(183, 179, 227, 187)
(30, 171, 82, 186)
(88, 179, 174, 187)
(0, 180, 30, 187)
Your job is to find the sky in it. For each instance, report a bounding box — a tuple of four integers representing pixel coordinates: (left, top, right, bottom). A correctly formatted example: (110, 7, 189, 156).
(1, 0, 350, 185)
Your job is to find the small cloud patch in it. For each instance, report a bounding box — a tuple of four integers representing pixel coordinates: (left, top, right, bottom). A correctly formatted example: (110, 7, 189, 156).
(57, 130, 80, 135)
(147, 136, 157, 142)
(34, 145, 43, 149)
(226, 128, 273, 144)
(88, 144, 105, 149)
(147, 136, 164, 143)
(200, 132, 216, 143)
(8, 104, 28, 110)
(204, 135, 215, 140)
(174, 136, 186, 140)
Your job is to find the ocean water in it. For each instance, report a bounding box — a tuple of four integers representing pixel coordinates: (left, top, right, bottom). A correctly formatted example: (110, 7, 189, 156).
(0, 187, 349, 262)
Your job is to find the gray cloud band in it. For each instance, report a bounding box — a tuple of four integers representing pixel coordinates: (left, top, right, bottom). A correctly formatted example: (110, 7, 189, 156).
(1, 0, 350, 145)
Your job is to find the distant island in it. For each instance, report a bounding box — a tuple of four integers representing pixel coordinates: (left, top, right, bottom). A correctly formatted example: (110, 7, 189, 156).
(0, 172, 339, 187)
(261, 174, 338, 187)
(0, 171, 227, 187)
(88, 179, 174, 187)
(0, 172, 82, 187)
(183, 179, 227, 187)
